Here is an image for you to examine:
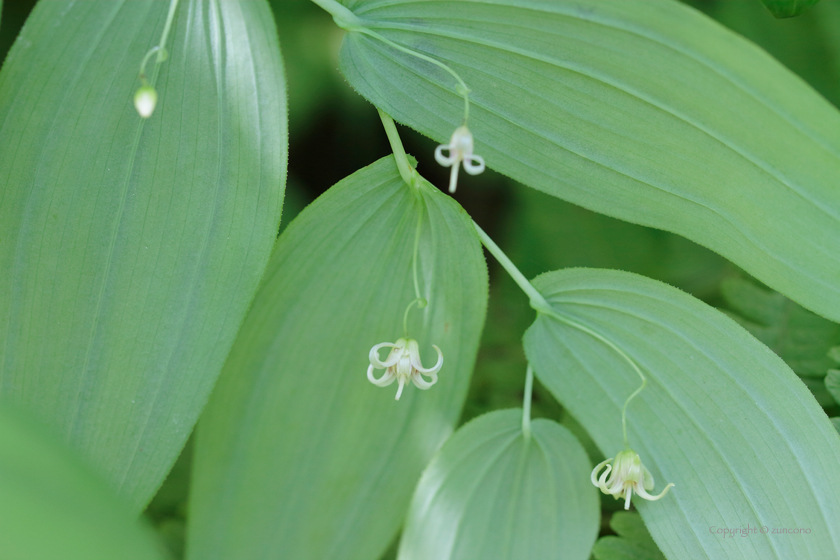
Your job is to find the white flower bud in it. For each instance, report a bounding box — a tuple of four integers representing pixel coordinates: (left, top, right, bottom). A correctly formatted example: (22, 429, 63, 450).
(134, 85, 158, 118)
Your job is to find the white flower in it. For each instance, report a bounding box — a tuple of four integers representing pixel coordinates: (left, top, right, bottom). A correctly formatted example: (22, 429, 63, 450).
(134, 85, 158, 118)
(434, 125, 485, 193)
(367, 338, 443, 400)
(591, 449, 674, 510)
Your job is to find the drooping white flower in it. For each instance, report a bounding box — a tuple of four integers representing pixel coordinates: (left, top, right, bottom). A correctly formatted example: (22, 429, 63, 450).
(591, 449, 674, 510)
(367, 338, 443, 400)
(434, 125, 485, 193)
(134, 85, 158, 118)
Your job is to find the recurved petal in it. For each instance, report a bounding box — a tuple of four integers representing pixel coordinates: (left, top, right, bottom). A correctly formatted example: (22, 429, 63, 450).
(434, 144, 458, 166)
(590, 458, 612, 487)
(463, 154, 485, 175)
(410, 372, 436, 390)
(635, 482, 675, 502)
(597, 464, 613, 495)
(411, 344, 444, 374)
(369, 342, 400, 368)
(367, 364, 396, 387)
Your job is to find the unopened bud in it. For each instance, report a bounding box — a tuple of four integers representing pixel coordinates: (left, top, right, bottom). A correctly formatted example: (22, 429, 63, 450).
(134, 86, 158, 118)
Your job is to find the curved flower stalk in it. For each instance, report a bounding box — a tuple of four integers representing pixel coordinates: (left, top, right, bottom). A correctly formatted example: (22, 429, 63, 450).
(591, 448, 675, 510)
(367, 338, 443, 400)
(435, 125, 485, 193)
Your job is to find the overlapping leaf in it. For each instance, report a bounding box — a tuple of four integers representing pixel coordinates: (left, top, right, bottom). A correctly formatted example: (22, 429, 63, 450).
(759, 0, 820, 19)
(0, 406, 166, 559)
(336, 0, 840, 322)
(187, 157, 488, 560)
(592, 512, 665, 560)
(721, 277, 840, 407)
(398, 409, 598, 560)
(524, 268, 840, 559)
(0, 0, 287, 508)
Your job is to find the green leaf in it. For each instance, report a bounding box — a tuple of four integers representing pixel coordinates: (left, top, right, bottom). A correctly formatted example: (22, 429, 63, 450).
(524, 268, 840, 559)
(398, 409, 598, 560)
(593, 512, 666, 560)
(826, 369, 840, 406)
(720, 277, 840, 377)
(337, 0, 840, 322)
(832, 417, 840, 434)
(187, 157, 488, 560)
(0, 405, 166, 559)
(0, 0, 287, 508)
(760, 0, 820, 18)
(696, 0, 840, 108)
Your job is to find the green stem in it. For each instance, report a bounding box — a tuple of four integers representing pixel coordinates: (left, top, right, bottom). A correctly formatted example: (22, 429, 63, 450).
(472, 221, 550, 311)
(378, 110, 414, 187)
(402, 297, 426, 338)
(542, 308, 647, 448)
(473, 219, 646, 448)
(522, 364, 534, 439)
(139, 0, 180, 80)
(411, 208, 424, 301)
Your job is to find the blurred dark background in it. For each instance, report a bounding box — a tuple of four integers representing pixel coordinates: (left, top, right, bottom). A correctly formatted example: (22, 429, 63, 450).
(3, 0, 839, 557)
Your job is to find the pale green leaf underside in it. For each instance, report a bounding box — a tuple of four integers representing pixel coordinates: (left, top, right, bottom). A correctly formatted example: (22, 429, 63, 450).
(398, 409, 598, 560)
(0, 0, 287, 508)
(338, 0, 840, 322)
(0, 406, 165, 560)
(188, 157, 488, 560)
(524, 268, 840, 560)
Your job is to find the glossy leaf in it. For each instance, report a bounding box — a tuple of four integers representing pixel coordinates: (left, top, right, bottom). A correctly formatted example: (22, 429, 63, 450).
(0, 406, 166, 560)
(187, 157, 488, 560)
(760, 0, 820, 18)
(398, 409, 598, 560)
(337, 0, 840, 322)
(524, 268, 840, 559)
(0, 0, 287, 508)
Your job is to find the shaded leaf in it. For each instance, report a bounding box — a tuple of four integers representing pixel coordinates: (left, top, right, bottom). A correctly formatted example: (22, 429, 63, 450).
(0, 0, 287, 508)
(760, 0, 820, 18)
(691, 0, 840, 108)
(0, 405, 166, 560)
(398, 409, 599, 560)
(826, 369, 840, 407)
(337, 0, 840, 321)
(524, 268, 840, 559)
(593, 512, 665, 560)
(187, 157, 488, 560)
(720, 277, 840, 377)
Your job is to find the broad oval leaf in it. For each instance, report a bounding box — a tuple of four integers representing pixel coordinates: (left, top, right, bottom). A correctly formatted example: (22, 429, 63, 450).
(398, 409, 599, 560)
(0, 405, 166, 560)
(337, 0, 840, 322)
(187, 157, 488, 560)
(524, 268, 840, 559)
(0, 0, 287, 508)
